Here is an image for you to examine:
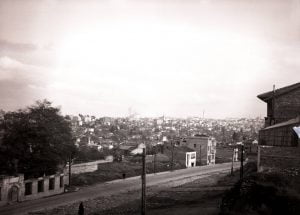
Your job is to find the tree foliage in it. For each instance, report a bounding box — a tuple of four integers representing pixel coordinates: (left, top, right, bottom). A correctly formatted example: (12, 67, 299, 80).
(0, 100, 77, 178)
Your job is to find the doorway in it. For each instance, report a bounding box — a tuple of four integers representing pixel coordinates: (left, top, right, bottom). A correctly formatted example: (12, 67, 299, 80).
(8, 185, 19, 203)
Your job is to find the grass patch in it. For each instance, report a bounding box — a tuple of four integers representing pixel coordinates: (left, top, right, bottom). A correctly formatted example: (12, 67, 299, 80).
(220, 162, 300, 215)
(71, 159, 185, 186)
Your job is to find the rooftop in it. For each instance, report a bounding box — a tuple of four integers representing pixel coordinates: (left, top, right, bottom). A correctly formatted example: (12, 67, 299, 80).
(257, 82, 300, 102)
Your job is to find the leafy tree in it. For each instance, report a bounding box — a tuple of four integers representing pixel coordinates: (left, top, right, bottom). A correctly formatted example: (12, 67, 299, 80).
(0, 100, 77, 178)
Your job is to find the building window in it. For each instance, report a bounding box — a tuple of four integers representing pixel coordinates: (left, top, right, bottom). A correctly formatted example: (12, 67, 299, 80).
(194, 144, 196, 148)
(38, 180, 44, 193)
(49, 178, 55, 190)
(25, 182, 32, 195)
(60, 176, 64, 188)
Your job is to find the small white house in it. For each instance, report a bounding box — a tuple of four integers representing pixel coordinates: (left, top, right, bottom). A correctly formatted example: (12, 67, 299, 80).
(186, 151, 197, 168)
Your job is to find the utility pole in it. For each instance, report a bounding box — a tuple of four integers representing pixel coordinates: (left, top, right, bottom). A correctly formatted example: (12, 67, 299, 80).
(199, 145, 202, 166)
(69, 156, 72, 186)
(153, 146, 156, 174)
(231, 148, 234, 176)
(141, 148, 146, 215)
(171, 140, 174, 171)
(272, 84, 276, 125)
(240, 145, 244, 180)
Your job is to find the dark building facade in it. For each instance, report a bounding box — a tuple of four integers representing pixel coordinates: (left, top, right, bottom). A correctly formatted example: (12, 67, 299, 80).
(257, 82, 300, 127)
(258, 82, 300, 146)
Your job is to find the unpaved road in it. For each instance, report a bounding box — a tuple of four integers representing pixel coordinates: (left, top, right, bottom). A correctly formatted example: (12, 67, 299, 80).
(0, 162, 240, 215)
(100, 171, 239, 215)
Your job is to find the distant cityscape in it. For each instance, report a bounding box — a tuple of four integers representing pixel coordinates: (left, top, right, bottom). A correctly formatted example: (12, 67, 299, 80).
(67, 114, 264, 151)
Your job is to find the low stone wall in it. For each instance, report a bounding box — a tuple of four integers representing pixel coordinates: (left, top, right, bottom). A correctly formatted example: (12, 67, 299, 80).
(67, 156, 113, 175)
(0, 173, 67, 207)
(23, 174, 65, 201)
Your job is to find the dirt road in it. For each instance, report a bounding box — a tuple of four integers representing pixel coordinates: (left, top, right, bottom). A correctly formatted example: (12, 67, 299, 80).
(0, 162, 240, 215)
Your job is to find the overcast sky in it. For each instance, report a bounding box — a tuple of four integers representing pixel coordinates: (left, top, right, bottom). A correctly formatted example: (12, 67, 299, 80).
(0, 0, 299, 118)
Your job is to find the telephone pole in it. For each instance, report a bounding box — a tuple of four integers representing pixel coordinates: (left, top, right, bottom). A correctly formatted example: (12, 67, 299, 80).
(231, 148, 234, 176)
(153, 146, 156, 174)
(199, 144, 202, 166)
(171, 140, 174, 171)
(240, 145, 244, 180)
(141, 148, 146, 215)
(69, 156, 72, 186)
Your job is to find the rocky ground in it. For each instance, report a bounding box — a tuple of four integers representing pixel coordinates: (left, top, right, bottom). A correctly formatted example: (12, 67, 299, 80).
(30, 171, 240, 215)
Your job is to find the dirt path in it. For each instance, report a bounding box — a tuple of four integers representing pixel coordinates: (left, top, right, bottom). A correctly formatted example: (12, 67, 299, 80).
(98, 171, 239, 215)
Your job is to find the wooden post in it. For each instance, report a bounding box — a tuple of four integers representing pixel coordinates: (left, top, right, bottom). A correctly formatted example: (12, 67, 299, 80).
(141, 148, 146, 215)
(153, 151, 156, 174)
(171, 140, 174, 171)
(257, 145, 261, 172)
(199, 144, 202, 166)
(231, 148, 234, 176)
(240, 145, 244, 180)
(69, 156, 72, 186)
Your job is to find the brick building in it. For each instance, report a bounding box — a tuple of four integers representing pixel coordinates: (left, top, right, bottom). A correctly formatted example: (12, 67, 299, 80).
(179, 134, 216, 165)
(257, 82, 300, 128)
(258, 82, 300, 146)
(257, 83, 300, 172)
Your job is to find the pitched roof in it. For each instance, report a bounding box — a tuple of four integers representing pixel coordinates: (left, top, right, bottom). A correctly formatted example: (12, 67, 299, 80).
(257, 82, 300, 102)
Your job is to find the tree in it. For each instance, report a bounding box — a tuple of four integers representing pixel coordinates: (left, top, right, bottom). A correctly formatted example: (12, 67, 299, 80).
(232, 131, 239, 143)
(0, 100, 77, 178)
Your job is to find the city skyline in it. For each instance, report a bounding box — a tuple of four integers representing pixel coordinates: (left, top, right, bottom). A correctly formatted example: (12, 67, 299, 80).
(0, 0, 300, 118)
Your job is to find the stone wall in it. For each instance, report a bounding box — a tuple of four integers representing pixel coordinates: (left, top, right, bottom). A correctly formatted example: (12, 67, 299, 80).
(67, 156, 113, 175)
(0, 173, 67, 207)
(23, 174, 65, 201)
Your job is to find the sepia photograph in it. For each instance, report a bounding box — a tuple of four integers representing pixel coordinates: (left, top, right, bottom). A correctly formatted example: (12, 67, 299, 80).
(0, 0, 300, 214)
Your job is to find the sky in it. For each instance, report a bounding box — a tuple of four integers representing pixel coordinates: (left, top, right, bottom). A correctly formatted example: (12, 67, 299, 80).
(0, 0, 300, 118)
